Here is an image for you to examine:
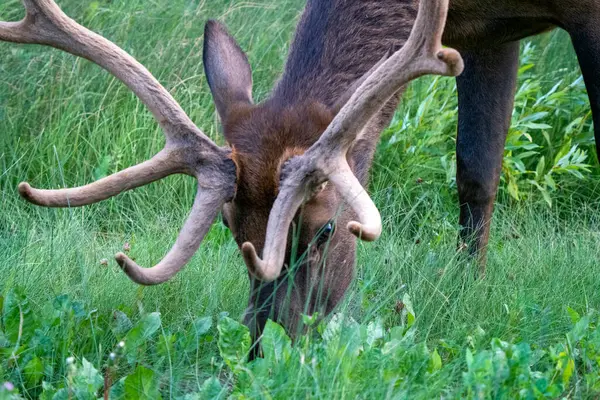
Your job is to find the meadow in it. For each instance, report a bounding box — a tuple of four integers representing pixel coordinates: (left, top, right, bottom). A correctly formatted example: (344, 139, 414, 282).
(1, 0, 600, 398)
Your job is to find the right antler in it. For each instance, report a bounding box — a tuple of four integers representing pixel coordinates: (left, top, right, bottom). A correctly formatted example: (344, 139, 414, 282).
(243, 0, 464, 281)
(1, 0, 236, 285)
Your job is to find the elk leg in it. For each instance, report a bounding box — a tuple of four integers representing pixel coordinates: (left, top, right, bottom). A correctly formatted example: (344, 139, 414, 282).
(455, 42, 520, 270)
(569, 22, 600, 162)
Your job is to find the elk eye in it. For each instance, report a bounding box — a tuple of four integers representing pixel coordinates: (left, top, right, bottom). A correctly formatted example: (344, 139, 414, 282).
(318, 220, 335, 243)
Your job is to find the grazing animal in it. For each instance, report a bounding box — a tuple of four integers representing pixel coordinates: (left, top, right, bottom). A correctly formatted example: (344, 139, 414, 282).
(1, 0, 597, 351)
(0, 0, 462, 350)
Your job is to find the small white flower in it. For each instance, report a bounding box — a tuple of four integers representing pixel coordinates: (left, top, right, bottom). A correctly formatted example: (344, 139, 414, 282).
(118, 341, 125, 348)
(66, 356, 75, 365)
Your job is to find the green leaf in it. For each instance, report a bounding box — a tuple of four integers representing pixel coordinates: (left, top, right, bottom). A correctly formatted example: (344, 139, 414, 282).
(24, 356, 44, 387)
(157, 333, 176, 361)
(517, 63, 534, 75)
(301, 312, 320, 327)
(323, 313, 343, 343)
(506, 157, 527, 173)
(39, 381, 57, 400)
(466, 348, 474, 368)
(553, 139, 573, 166)
(565, 117, 583, 134)
(522, 122, 552, 130)
(544, 174, 557, 191)
(566, 307, 581, 324)
(535, 156, 546, 179)
(93, 155, 112, 181)
(402, 293, 416, 329)
(541, 188, 553, 208)
(261, 320, 291, 364)
(519, 111, 549, 123)
(568, 315, 591, 344)
(124, 365, 161, 400)
(217, 316, 251, 370)
(2, 288, 28, 344)
(51, 388, 70, 400)
(109, 376, 126, 400)
(517, 151, 539, 160)
(429, 348, 442, 372)
(73, 357, 103, 394)
(124, 312, 161, 360)
(529, 180, 552, 208)
(562, 357, 575, 387)
(199, 377, 225, 400)
(111, 310, 133, 338)
(182, 317, 213, 354)
(366, 320, 384, 347)
(507, 178, 520, 201)
(193, 317, 212, 337)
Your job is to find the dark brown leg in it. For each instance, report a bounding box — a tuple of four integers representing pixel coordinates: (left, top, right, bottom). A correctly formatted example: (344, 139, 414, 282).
(455, 42, 520, 270)
(568, 20, 600, 163)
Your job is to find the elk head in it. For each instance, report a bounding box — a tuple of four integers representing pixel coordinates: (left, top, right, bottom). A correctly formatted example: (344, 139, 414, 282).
(1, 0, 463, 339)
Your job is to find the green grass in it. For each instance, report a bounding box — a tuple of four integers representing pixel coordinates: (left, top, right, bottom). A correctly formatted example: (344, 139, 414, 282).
(1, 0, 600, 398)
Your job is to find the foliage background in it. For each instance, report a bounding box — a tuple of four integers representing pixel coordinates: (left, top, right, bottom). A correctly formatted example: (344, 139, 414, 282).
(1, 0, 600, 398)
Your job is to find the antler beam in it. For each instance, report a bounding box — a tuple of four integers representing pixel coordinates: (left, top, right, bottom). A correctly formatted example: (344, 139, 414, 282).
(243, 0, 464, 281)
(1, 0, 236, 284)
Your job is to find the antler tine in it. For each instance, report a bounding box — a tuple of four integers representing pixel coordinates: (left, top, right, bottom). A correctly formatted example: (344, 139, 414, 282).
(243, 0, 464, 281)
(18, 149, 182, 207)
(116, 186, 227, 285)
(241, 171, 310, 281)
(2, 0, 237, 283)
(0, 0, 233, 202)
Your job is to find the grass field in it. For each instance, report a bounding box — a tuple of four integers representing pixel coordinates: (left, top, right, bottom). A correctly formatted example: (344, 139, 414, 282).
(1, 0, 600, 398)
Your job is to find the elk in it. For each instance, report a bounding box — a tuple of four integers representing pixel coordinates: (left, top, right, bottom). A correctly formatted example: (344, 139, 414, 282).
(0, 0, 462, 345)
(1, 0, 594, 347)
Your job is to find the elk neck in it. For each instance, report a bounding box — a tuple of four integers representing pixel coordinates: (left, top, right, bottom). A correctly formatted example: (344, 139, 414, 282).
(273, 0, 416, 107)
(255, 0, 418, 184)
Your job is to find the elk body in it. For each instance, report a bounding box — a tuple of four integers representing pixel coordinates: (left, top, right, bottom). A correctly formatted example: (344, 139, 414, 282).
(1, 0, 598, 351)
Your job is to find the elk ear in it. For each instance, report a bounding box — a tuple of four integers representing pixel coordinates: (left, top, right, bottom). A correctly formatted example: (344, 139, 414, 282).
(203, 20, 253, 121)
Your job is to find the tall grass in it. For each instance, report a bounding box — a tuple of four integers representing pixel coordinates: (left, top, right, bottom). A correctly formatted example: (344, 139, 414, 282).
(1, 0, 600, 398)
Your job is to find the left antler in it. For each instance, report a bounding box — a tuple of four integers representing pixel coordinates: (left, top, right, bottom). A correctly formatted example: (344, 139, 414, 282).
(243, 0, 464, 281)
(1, 0, 237, 285)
